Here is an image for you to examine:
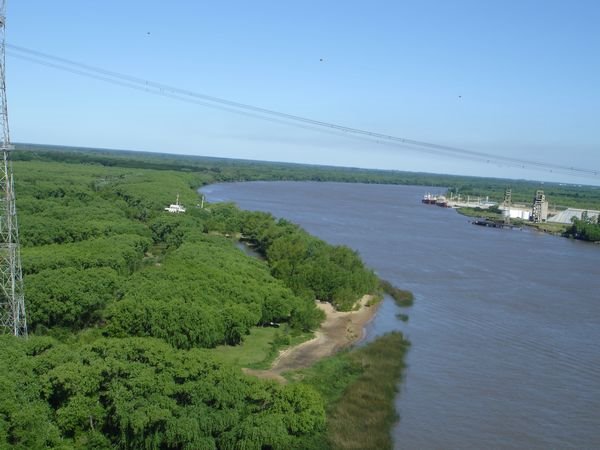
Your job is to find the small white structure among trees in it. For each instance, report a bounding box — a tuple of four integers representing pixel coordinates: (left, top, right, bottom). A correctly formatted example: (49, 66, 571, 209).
(165, 194, 186, 213)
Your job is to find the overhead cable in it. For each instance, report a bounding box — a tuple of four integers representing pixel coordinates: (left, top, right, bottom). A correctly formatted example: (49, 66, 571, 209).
(6, 43, 598, 179)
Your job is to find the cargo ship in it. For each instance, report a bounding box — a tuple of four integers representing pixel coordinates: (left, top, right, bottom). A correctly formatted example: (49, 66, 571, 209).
(421, 193, 437, 204)
(435, 196, 449, 207)
(422, 193, 450, 207)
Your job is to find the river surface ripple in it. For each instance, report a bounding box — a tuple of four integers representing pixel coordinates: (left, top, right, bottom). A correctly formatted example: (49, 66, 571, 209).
(201, 181, 600, 450)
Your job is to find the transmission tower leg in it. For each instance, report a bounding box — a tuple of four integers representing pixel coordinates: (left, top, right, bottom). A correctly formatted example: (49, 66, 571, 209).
(0, 2, 27, 337)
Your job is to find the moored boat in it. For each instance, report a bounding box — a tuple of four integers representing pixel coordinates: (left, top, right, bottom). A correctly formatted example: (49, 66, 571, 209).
(421, 193, 437, 204)
(435, 195, 449, 207)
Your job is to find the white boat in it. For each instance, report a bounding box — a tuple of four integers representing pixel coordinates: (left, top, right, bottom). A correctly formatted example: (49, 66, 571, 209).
(165, 194, 186, 213)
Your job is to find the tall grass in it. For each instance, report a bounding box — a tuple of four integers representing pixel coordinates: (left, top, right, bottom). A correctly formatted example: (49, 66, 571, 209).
(292, 332, 410, 450)
(327, 332, 409, 449)
(380, 279, 414, 307)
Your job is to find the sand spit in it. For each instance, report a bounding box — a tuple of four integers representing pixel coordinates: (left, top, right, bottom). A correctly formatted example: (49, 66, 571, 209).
(244, 295, 379, 383)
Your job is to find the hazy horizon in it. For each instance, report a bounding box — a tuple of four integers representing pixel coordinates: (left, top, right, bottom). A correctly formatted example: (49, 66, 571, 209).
(7, 1, 600, 186)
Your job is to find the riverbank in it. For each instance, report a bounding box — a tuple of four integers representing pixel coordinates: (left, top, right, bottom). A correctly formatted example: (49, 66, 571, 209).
(456, 206, 569, 236)
(242, 296, 408, 450)
(206, 181, 600, 449)
(294, 332, 410, 450)
(244, 294, 380, 382)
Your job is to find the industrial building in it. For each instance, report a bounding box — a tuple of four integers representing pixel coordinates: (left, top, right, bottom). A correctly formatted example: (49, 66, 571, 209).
(547, 208, 600, 224)
(497, 189, 550, 223)
(531, 190, 549, 223)
(500, 207, 531, 220)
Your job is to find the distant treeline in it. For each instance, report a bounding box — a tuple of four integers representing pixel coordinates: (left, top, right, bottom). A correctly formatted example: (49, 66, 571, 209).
(14, 143, 600, 210)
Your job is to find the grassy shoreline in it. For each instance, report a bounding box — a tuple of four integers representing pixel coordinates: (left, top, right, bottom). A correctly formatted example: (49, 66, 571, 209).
(380, 279, 415, 307)
(289, 332, 410, 450)
(224, 293, 410, 449)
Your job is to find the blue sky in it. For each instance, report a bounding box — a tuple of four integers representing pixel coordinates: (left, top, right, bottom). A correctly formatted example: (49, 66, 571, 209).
(5, 1, 600, 185)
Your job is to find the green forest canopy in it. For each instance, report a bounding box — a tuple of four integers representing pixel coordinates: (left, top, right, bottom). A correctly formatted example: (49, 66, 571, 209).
(2, 150, 389, 448)
(14, 143, 600, 210)
(4, 145, 599, 448)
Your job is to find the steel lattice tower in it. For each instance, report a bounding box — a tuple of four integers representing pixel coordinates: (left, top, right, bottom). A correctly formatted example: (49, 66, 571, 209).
(0, 0, 26, 337)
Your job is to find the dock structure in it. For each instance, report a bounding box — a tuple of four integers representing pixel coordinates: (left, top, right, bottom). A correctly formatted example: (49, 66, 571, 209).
(444, 193, 497, 209)
(472, 219, 521, 230)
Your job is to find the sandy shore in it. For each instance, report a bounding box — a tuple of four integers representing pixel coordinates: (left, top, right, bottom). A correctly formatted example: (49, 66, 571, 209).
(244, 294, 379, 382)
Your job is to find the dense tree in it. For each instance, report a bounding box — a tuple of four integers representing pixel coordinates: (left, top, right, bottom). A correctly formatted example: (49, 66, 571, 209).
(204, 203, 243, 235)
(22, 234, 151, 275)
(564, 218, 600, 242)
(258, 223, 378, 310)
(0, 336, 325, 449)
(1, 149, 407, 448)
(105, 237, 316, 348)
(25, 267, 122, 331)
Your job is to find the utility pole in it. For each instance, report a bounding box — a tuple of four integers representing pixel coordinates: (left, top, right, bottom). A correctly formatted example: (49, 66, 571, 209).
(0, 0, 27, 337)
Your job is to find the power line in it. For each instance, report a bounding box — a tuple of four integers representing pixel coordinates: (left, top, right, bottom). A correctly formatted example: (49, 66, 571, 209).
(7, 51, 514, 169)
(6, 43, 598, 179)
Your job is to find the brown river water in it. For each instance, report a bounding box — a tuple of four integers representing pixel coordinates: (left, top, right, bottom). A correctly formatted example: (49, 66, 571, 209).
(202, 181, 600, 450)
